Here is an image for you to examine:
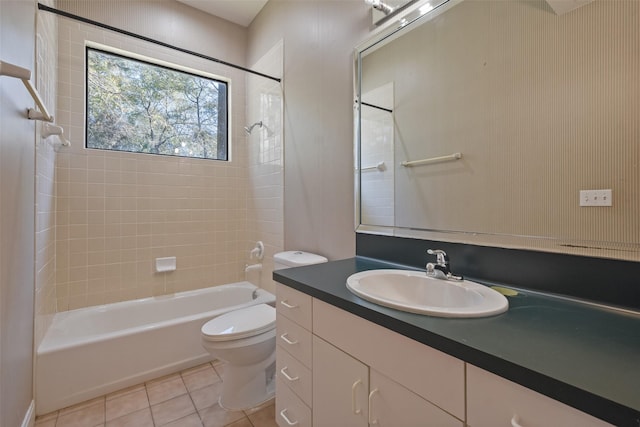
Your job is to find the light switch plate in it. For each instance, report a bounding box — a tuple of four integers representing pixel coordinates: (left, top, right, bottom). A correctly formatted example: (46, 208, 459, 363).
(580, 189, 612, 207)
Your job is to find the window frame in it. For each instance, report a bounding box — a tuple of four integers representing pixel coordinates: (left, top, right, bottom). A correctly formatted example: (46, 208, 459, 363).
(84, 42, 232, 161)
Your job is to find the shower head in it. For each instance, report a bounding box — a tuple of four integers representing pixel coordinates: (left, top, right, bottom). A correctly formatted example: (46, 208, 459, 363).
(244, 121, 263, 135)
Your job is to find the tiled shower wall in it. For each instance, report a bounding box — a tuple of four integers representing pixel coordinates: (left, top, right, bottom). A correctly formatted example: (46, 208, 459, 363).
(246, 41, 284, 294)
(35, 0, 58, 345)
(51, 12, 281, 310)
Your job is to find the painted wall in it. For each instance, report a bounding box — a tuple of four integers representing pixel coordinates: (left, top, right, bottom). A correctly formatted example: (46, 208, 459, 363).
(247, 0, 372, 261)
(0, 1, 36, 425)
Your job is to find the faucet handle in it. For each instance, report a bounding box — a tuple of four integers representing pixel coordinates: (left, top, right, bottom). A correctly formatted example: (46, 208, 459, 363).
(426, 249, 449, 265)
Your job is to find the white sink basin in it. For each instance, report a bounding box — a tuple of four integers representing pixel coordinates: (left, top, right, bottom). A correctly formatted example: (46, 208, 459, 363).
(346, 269, 508, 318)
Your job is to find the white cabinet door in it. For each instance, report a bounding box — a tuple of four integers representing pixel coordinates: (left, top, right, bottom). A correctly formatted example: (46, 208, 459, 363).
(467, 364, 613, 427)
(369, 370, 464, 427)
(313, 299, 465, 420)
(312, 336, 369, 427)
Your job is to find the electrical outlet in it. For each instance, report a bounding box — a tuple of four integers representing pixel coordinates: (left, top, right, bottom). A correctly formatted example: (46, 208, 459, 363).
(580, 189, 612, 207)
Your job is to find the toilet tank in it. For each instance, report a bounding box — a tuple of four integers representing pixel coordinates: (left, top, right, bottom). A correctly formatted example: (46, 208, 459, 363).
(273, 251, 328, 270)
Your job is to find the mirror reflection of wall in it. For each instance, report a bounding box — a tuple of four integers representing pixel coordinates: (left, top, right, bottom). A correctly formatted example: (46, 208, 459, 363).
(360, 83, 395, 227)
(358, 0, 640, 257)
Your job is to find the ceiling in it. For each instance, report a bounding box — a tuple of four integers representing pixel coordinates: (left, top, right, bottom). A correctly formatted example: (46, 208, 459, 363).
(176, 0, 269, 27)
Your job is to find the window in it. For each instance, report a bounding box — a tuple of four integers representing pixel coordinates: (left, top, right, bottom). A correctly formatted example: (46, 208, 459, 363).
(86, 46, 229, 160)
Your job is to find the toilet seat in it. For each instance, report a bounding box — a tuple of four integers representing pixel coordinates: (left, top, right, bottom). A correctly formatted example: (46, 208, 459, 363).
(202, 304, 275, 342)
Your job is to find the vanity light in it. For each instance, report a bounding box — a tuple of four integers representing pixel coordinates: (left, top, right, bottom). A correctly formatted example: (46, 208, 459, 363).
(419, 3, 434, 15)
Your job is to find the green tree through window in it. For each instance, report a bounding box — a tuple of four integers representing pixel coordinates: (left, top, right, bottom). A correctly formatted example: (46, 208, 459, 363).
(86, 47, 228, 160)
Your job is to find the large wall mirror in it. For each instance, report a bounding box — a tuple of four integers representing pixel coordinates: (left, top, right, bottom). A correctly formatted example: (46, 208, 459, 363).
(355, 0, 640, 261)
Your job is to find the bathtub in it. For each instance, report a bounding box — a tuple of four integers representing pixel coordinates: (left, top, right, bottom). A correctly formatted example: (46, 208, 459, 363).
(35, 282, 275, 415)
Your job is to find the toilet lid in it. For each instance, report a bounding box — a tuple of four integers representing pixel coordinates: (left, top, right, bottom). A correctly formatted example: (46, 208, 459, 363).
(201, 304, 275, 341)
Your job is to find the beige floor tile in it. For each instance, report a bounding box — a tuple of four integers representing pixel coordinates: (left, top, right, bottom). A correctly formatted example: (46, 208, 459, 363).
(180, 362, 214, 377)
(182, 365, 221, 393)
(189, 383, 223, 411)
(34, 363, 275, 427)
(243, 398, 275, 416)
(162, 413, 204, 427)
(56, 400, 105, 427)
(198, 403, 244, 427)
(34, 418, 56, 427)
(151, 394, 196, 426)
(247, 404, 277, 427)
(106, 383, 146, 401)
(105, 408, 154, 427)
(146, 374, 188, 405)
(212, 363, 225, 380)
(35, 411, 58, 422)
(146, 372, 183, 387)
(106, 388, 149, 421)
(59, 396, 105, 415)
(224, 418, 253, 427)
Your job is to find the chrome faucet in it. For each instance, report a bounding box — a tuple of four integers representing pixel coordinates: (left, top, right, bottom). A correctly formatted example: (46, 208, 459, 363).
(426, 249, 464, 281)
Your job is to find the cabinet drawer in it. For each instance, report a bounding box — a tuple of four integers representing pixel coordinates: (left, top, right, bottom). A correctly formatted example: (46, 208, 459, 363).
(277, 344, 312, 407)
(467, 364, 613, 427)
(276, 377, 311, 427)
(277, 314, 312, 368)
(276, 284, 312, 330)
(313, 299, 465, 420)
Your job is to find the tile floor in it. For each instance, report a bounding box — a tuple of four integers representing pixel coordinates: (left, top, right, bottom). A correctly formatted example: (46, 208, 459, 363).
(34, 361, 277, 427)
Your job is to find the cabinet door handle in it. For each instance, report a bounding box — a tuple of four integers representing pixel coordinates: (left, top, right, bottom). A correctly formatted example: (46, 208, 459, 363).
(280, 366, 300, 382)
(280, 333, 298, 345)
(351, 379, 363, 414)
(511, 415, 524, 427)
(368, 388, 379, 425)
(280, 300, 298, 309)
(280, 409, 299, 426)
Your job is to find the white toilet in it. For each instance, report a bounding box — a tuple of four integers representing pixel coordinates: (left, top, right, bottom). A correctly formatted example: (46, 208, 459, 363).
(201, 251, 328, 411)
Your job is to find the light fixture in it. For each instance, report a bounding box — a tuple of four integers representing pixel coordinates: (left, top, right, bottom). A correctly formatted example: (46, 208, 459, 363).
(419, 3, 433, 15)
(365, 0, 395, 15)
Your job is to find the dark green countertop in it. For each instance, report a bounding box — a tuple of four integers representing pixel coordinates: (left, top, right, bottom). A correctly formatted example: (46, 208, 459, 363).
(273, 257, 640, 427)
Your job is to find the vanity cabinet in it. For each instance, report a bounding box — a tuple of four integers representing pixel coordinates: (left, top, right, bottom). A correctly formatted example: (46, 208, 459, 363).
(312, 299, 465, 427)
(275, 283, 614, 427)
(276, 285, 313, 427)
(467, 364, 612, 427)
(312, 336, 369, 427)
(313, 335, 462, 427)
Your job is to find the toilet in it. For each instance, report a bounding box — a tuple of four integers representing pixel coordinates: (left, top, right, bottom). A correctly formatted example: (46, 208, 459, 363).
(201, 251, 328, 411)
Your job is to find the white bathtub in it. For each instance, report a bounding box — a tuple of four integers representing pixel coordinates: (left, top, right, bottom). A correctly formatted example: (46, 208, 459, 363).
(35, 282, 275, 415)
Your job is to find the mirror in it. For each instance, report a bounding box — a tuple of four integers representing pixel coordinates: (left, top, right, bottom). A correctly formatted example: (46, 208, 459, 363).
(356, 0, 640, 261)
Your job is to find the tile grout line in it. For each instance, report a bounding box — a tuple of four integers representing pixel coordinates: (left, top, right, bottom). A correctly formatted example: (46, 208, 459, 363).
(144, 380, 156, 427)
(180, 368, 205, 427)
